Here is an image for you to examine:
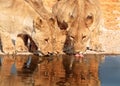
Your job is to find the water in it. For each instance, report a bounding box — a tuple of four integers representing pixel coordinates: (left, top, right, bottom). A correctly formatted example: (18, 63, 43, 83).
(0, 54, 120, 86)
(99, 55, 120, 86)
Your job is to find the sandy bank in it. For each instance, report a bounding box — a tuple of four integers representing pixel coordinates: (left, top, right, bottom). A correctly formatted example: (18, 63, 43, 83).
(0, 50, 120, 56)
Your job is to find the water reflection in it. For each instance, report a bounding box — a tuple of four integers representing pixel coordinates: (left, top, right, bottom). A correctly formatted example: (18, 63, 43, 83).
(0, 57, 2, 66)
(0, 54, 104, 86)
(10, 62, 17, 75)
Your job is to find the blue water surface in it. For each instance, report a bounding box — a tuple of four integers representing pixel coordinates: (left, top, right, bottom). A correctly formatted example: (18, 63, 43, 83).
(99, 55, 120, 86)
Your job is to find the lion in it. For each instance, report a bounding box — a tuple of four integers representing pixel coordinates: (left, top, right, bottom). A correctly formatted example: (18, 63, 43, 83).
(0, 0, 42, 54)
(52, 0, 103, 54)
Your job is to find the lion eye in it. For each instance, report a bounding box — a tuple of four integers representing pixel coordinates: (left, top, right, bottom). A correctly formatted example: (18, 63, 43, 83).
(82, 35, 89, 42)
(39, 19, 42, 24)
(70, 36, 74, 40)
(82, 35, 86, 40)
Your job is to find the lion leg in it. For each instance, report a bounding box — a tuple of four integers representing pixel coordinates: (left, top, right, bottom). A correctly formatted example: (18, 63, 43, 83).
(0, 32, 15, 54)
(15, 34, 28, 52)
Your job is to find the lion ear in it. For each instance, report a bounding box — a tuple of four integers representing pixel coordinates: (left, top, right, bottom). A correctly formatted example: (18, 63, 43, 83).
(36, 17, 42, 25)
(49, 18, 55, 25)
(85, 13, 94, 29)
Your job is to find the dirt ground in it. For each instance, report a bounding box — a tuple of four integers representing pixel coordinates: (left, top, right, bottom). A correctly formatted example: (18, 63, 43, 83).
(100, 0, 120, 30)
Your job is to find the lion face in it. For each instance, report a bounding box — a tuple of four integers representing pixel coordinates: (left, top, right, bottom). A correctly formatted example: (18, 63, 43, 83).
(67, 19, 90, 53)
(33, 17, 53, 55)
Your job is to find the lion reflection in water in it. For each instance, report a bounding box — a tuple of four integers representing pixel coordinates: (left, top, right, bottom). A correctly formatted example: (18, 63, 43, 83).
(34, 55, 104, 86)
(0, 55, 104, 86)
